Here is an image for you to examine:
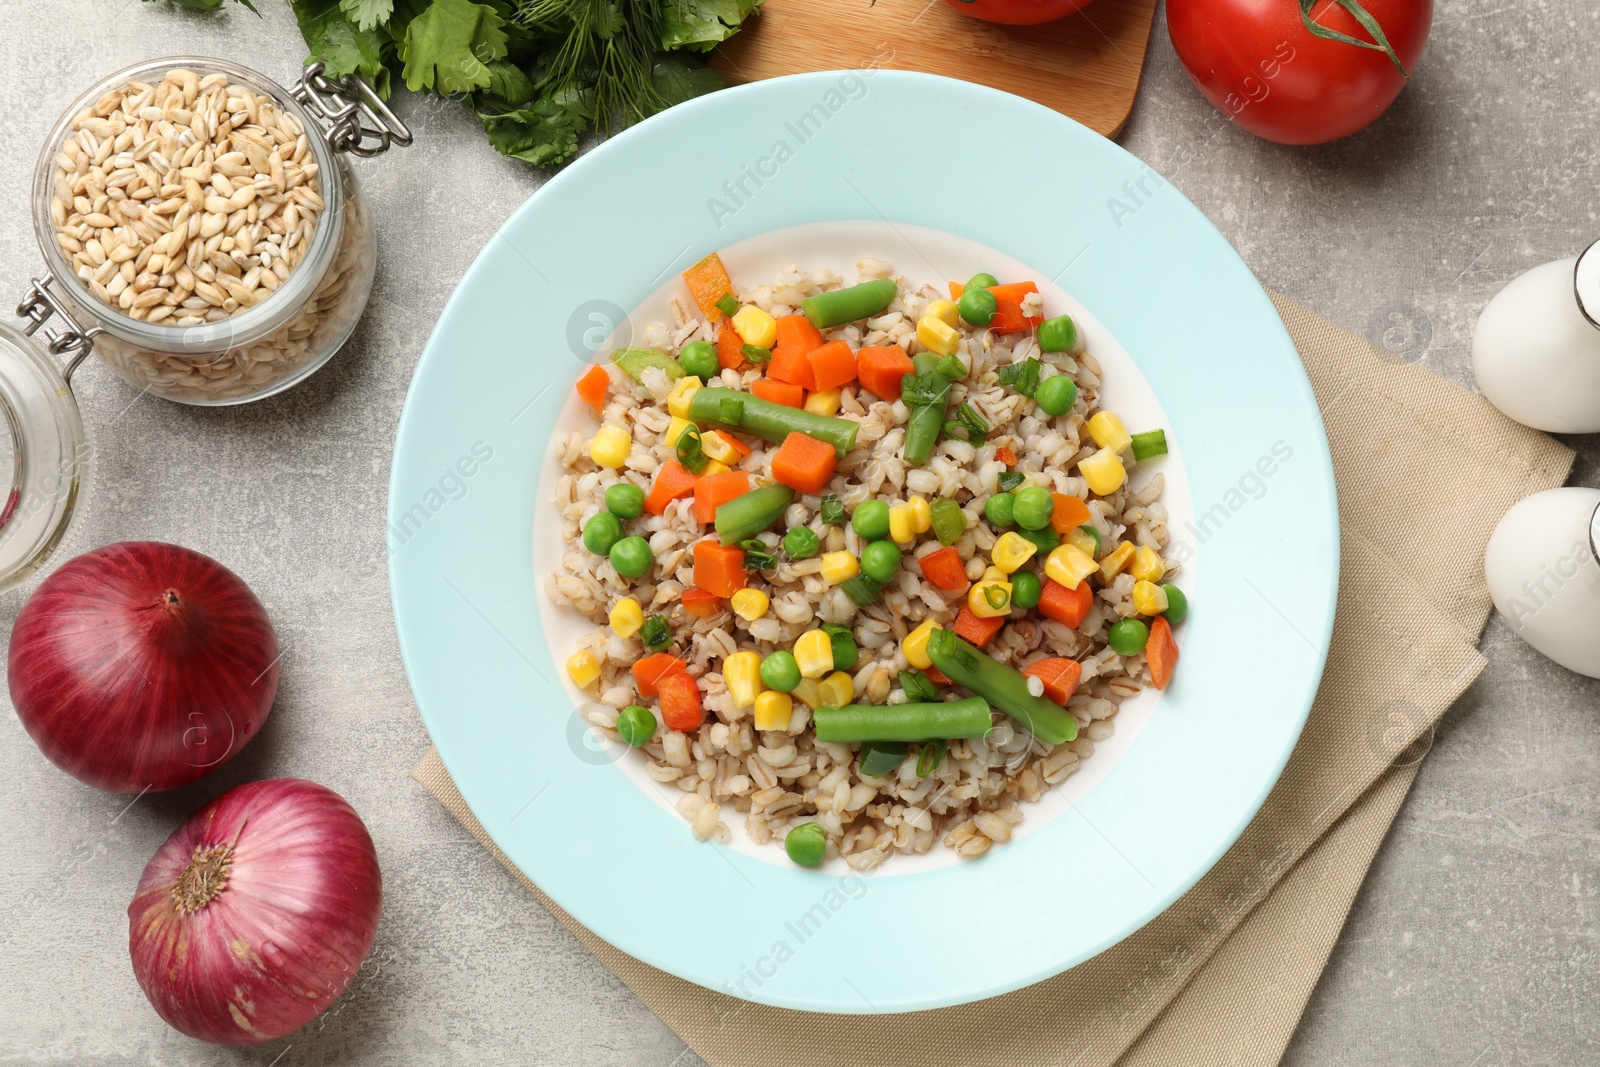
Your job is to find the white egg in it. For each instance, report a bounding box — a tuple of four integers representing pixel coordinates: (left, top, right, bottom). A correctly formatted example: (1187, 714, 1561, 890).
(1484, 487, 1600, 677)
(1472, 250, 1600, 432)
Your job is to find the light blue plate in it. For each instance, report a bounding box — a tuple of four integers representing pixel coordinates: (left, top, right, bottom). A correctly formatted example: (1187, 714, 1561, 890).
(390, 71, 1338, 1013)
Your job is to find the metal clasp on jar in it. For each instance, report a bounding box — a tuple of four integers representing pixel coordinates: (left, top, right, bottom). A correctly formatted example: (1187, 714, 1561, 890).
(16, 274, 101, 385)
(291, 63, 413, 158)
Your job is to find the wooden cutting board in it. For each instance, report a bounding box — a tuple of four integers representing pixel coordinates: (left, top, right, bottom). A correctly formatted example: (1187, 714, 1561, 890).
(709, 0, 1159, 138)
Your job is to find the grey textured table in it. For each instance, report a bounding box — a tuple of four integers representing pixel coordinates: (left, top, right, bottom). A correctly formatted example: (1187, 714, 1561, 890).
(2, 1, 1596, 1063)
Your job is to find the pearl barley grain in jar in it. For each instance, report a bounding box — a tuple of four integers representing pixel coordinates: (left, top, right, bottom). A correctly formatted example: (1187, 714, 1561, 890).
(30, 58, 379, 405)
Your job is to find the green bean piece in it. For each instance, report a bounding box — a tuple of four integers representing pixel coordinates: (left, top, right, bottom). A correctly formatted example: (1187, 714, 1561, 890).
(851, 500, 891, 541)
(1010, 569, 1042, 611)
(903, 353, 952, 467)
(860, 540, 902, 583)
(925, 628, 1077, 745)
(610, 346, 685, 383)
(1037, 314, 1078, 353)
(1160, 584, 1189, 626)
(800, 278, 899, 329)
(899, 670, 939, 703)
(783, 526, 820, 560)
(965, 272, 1000, 290)
(760, 650, 802, 692)
(1130, 429, 1169, 462)
(714, 484, 796, 545)
(812, 697, 995, 743)
(858, 740, 908, 778)
(608, 535, 654, 579)
(935, 354, 967, 381)
(616, 705, 657, 747)
(688, 387, 859, 458)
(984, 493, 1016, 528)
(822, 624, 859, 672)
(677, 341, 719, 380)
(958, 287, 998, 327)
(785, 822, 827, 867)
(582, 512, 623, 555)
(1012, 486, 1055, 531)
(1108, 619, 1150, 656)
(929, 498, 967, 545)
(605, 482, 645, 520)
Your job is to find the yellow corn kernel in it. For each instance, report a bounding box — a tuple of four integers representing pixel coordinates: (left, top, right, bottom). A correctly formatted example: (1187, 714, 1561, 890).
(1045, 544, 1099, 589)
(723, 650, 764, 709)
(968, 580, 1013, 618)
(1065, 526, 1100, 559)
(981, 565, 1006, 584)
(700, 428, 739, 464)
(754, 690, 794, 731)
(819, 551, 859, 585)
(608, 597, 644, 639)
(1079, 447, 1127, 496)
(790, 676, 825, 710)
(700, 459, 732, 477)
(1130, 546, 1165, 584)
(819, 670, 854, 708)
(902, 619, 938, 669)
(917, 314, 960, 355)
(1099, 541, 1136, 582)
(804, 388, 842, 416)
(664, 415, 694, 449)
(924, 298, 959, 328)
(1132, 580, 1169, 616)
(566, 650, 600, 688)
(908, 496, 932, 534)
(730, 588, 770, 621)
(589, 425, 632, 468)
(666, 375, 703, 419)
(888, 504, 916, 545)
(794, 629, 835, 679)
(990, 531, 1038, 574)
(1087, 411, 1132, 454)
(731, 304, 778, 349)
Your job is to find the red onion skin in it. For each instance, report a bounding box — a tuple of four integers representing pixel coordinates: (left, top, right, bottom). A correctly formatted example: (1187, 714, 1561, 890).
(128, 778, 382, 1045)
(8, 542, 279, 792)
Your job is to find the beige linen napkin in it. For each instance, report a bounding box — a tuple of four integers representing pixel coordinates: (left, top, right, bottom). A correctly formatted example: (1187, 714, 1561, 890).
(412, 294, 1572, 1066)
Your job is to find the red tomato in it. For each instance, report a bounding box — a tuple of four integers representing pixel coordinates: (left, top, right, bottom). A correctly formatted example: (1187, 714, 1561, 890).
(939, 0, 1097, 26)
(1167, 0, 1432, 144)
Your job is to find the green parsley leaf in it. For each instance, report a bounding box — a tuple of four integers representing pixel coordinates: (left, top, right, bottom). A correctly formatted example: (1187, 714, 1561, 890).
(290, 0, 391, 86)
(658, 0, 763, 53)
(650, 54, 725, 108)
(401, 0, 508, 95)
(468, 86, 589, 166)
(339, 0, 392, 30)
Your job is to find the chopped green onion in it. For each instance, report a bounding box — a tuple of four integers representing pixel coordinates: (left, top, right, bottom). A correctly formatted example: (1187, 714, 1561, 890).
(997, 471, 1026, 493)
(822, 624, 859, 671)
(640, 615, 670, 652)
(996, 357, 1042, 399)
(858, 740, 907, 778)
(839, 575, 883, 606)
(957, 403, 988, 438)
(916, 738, 947, 778)
(942, 421, 968, 441)
(741, 344, 772, 364)
(1131, 429, 1169, 462)
(740, 539, 778, 570)
(820, 494, 845, 525)
(983, 584, 1009, 610)
(899, 670, 939, 703)
(935, 354, 966, 380)
(715, 293, 738, 317)
(929, 498, 966, 546)
(900, 370, 948, 408)
(675, 426, 708, 474)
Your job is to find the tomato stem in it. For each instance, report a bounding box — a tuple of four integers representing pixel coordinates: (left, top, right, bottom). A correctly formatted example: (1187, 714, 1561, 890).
(1299, 0, 1410, 78)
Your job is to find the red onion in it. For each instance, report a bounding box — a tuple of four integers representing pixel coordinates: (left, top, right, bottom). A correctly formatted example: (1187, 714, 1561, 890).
(8, 541, 279, 792)
(128, 778, 382, 1044)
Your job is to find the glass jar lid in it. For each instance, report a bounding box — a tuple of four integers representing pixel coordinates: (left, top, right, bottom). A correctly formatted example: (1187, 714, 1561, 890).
(0, 321, 89, 590)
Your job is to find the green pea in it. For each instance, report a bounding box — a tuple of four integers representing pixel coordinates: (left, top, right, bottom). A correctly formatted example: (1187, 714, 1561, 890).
(1034, 374, 1078, 416)
(1160, 584, 1189, 626)
(785, 822, 827, 868)
(783, 526, 820, 560)
(1012, 486, 1054, 531)
(1108, 618, 1150, 656)
(1010, 570, 1042, 611)
(583, 512, 623, 555)
(957, 287, 998, 327)
(605, 482, 644, 520)
(608, 535, 653, 579)
(860, 540, 902, 583)
(760, 650, 801, 692)
(616, 705, 656, 747)
(984, 493, 1016, 528)
(966, 272, 1000, 290)
(1038, 314, 1078, 353)
(678, 340, 719, 380)
(851, 500, 891, 541)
